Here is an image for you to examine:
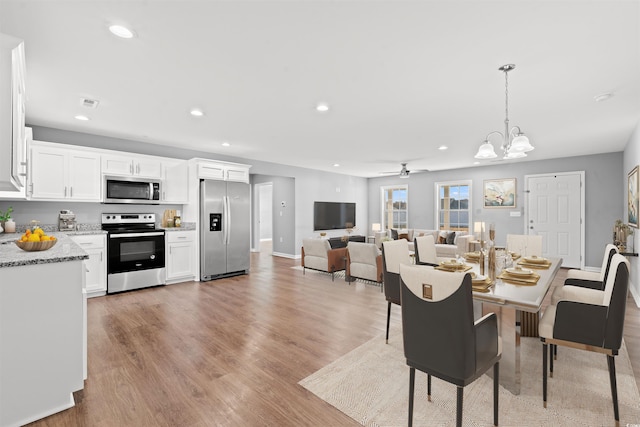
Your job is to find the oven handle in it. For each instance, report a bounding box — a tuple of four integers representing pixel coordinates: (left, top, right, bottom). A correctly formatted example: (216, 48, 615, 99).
(109, 232, 165, 238)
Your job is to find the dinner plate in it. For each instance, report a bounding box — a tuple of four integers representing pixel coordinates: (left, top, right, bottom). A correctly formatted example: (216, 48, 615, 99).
(472, 274, 487, 282)
(505, 267, 533, 276)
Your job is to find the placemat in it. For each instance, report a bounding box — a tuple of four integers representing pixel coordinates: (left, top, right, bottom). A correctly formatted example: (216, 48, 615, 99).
(498, 270, 540, 285)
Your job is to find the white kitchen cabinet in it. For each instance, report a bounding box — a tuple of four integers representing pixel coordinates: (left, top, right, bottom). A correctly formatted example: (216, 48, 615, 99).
(166, 230, 196, 284)
(0, 33, 27, 191)
(29, 142, 101, 202)
(71, 234, 107, 297)
(102, 153, 162, 179)
(162, 160, 189, 204)
(196, 159, 251, 183)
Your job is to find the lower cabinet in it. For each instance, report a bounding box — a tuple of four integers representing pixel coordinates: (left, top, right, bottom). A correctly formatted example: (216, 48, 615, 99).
(71, 234, 107, 297)
(166, 230, 196, 284)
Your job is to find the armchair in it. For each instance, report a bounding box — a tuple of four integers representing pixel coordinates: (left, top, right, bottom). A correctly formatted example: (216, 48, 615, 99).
(346, 242, 383, 288)
(301, 238, 346, 281)
(539, 254, 630, 424)
(400, 264, 501, 427)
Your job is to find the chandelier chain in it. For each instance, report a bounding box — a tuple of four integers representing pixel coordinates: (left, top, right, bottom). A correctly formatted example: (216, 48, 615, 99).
(505, 70, 509, 123)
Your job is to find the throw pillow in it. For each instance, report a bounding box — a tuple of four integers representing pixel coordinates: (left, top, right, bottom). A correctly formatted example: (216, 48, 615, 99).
(437, 235, 446, 244)
(446, 231, 456, 245)
(391, 229, 399, 240)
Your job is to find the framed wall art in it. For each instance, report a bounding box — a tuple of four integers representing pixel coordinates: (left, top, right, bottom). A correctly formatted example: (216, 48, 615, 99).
(628, 166, 638, 227)
(483, 178, 516, 208)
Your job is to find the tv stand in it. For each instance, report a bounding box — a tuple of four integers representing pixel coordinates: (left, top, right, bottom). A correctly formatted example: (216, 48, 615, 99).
(328, 235, 365, 249)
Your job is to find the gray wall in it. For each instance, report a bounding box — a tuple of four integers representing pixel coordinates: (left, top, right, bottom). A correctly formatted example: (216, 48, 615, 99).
(3, 125, 368, 257)
(624, 122, 640, 301)
(251, 174, 295, 256)
(368, 152, 623, 268)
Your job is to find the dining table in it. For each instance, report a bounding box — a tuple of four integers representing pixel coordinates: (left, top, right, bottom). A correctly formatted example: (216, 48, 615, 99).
(464, 255, 563, 395)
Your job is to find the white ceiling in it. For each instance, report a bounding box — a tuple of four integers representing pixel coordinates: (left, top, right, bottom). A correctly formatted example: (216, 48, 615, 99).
(1, 1, 639, 178)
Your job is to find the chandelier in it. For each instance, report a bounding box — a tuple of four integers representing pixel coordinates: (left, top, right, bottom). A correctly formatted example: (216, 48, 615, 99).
(474, 64, 534, 160)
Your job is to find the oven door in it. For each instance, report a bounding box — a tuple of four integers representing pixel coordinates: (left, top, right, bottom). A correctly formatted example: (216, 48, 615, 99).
(107, 231, 165, 274)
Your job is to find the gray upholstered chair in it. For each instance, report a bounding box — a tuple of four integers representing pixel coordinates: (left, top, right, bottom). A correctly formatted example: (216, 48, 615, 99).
(346, 241, 383, 288)
(506, 234, 543, 257)
(381, 239, 411, 343)
(539, 253, 630, 425)
(301, 238, 346, 281)
(399, 264, 501, 427)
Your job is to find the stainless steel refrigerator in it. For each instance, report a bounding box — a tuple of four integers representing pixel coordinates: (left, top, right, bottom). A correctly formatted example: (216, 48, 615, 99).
(200, 179, 250, 280)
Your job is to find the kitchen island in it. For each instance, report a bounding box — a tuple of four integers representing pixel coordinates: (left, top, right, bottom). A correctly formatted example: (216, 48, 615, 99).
(0, 233, 87, 427)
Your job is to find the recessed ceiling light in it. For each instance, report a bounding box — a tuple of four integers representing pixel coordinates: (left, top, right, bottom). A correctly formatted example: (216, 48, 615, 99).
(316, 103, 330, 112)
(221, 142, 230, 147)
(594, 93, 613, 102)
(438, 145, 448, 150)
(190, 109, 204, 117)
(333, 163, 340, 167)
(74, 115, 90, 121)
(108, 24, 135, 39)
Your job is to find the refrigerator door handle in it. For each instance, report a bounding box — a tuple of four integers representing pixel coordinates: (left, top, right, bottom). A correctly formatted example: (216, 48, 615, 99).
(225, 196, 231, 245)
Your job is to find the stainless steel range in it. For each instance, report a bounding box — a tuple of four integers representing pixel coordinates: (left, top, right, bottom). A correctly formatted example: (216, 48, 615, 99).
(102, 213, 166, 294)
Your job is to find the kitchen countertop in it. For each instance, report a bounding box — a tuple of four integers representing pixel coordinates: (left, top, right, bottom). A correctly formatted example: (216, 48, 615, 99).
(161, 222, 196, 231)
(0, 233, 89, 268)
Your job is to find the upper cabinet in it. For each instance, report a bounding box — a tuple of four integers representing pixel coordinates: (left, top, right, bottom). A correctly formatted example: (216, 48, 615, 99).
(162, 159, 189, 204)
(0, 33, 27, 191)
(102, 153, 162, 179)
(29, 141, 101, 202)
(195, 158, 251, 183)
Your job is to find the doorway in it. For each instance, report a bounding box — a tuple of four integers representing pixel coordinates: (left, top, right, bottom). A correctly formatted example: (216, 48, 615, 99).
(524, 171, 584, 269)
(256, 183, 273, 253)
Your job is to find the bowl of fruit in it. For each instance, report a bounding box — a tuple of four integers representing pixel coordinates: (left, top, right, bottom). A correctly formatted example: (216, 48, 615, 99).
(15, 227, 57, 251)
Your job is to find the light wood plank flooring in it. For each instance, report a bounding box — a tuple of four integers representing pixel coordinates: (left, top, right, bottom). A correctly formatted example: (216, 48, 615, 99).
(28, 252, 640, 426)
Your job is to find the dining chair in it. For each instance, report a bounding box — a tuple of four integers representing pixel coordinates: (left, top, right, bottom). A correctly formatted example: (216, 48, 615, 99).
(413, 234, 440, 267)
(506, 234, 542, 257)
(552, 244, 618, 305)
(381, 239, 411, 343)
(538, 253, 630, 425)
(399, 264, 501, 427)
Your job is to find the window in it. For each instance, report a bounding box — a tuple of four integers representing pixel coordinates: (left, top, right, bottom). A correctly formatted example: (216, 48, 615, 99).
(381, 185, 408, 230)
(436, 181, 471, 231)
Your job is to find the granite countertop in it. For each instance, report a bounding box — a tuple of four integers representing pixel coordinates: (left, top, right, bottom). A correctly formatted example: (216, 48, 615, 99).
(0, 233, 89, 269)
(160, 222, 196, 231)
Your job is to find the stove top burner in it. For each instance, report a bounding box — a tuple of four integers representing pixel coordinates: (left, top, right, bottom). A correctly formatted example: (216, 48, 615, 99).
(101, 213, 161, 233)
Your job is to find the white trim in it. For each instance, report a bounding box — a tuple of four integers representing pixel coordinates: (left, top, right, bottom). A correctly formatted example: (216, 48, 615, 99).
(434, 179, 472, 230)
(630, 284, 640, 307)
(380, 184, 409, 230)
(524, 171, 585, 270)
(272, 251, 299, 259)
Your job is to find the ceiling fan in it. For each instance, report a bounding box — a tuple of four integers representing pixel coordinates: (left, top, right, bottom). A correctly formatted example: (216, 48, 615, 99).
(379, 162, 426, 178)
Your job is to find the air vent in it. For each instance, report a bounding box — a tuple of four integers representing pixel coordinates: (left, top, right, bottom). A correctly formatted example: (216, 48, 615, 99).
(80, 98, 100, 109)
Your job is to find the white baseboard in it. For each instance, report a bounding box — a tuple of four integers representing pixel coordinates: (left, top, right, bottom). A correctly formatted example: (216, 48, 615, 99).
(630, 284, 640, 308)
(272, 251, 300, 259)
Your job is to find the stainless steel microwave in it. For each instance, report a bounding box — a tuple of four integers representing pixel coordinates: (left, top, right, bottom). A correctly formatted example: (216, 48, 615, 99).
(103, 175, 161, 204)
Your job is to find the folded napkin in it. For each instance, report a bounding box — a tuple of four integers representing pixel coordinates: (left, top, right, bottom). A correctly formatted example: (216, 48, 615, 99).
(498, 270, 540, 285)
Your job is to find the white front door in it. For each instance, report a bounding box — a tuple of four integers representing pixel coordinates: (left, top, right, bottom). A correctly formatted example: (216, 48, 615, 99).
(525, 172, 584, 269)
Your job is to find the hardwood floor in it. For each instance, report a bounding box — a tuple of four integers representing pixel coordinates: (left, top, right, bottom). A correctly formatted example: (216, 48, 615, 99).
(29, 252, 640, 426)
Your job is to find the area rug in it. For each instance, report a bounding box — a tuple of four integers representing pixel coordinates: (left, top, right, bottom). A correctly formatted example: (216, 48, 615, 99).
(299, 326, 640, 426)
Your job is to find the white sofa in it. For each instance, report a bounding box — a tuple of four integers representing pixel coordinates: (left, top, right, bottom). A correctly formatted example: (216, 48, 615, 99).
(394, 229, 472, 258)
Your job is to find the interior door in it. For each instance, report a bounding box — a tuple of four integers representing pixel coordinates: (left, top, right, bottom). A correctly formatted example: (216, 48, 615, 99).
(525, 172, 584, 269)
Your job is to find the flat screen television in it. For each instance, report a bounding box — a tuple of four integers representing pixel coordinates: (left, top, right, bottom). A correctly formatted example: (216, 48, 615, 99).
(314, 201, 356, 231)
